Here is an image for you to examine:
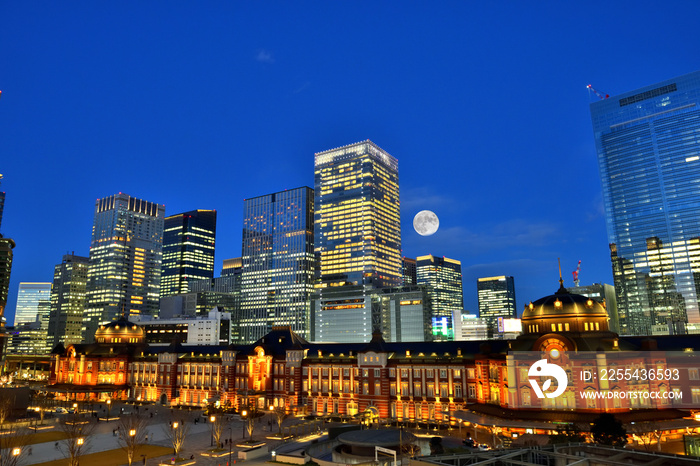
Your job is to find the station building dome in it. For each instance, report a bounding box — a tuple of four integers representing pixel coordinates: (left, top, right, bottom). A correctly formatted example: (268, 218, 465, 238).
(94, 317, 145, 344)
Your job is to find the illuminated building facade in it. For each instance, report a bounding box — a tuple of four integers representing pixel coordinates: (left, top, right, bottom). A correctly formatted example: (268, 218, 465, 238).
(48, 254, 89, 348)
(14, 282, 52, 326)
(84, 193, 165, 340)
(48, 287, 700, 436)
(314, 141, 402, 290)
(566, 282, 620, 334)
(590, 71, 700, 335)
(416, 255, 463, 339)
(313, 142, 402, 341)
(239, 187, 315, 343)
(160, 210, 217, 297)
(477, 275, 516, 333)
(402, 257, 417, 285)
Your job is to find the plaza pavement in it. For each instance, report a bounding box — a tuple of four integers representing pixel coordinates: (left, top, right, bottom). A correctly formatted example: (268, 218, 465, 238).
(21, 402, 469, 466)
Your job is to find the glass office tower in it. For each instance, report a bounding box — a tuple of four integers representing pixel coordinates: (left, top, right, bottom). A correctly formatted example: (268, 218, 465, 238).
(590, 71, 700, 335)
(312, 141, 402, 342)
(161, 210, 217, 297)
(85, 193, 165, 340)
(48, 254, 89, 348)
(477, 276, 516, 333)
(314, 141, 402, 290)
(14, 282, 52, 326)
(416, 255, 463, 340)
(239, 187, 315, 342)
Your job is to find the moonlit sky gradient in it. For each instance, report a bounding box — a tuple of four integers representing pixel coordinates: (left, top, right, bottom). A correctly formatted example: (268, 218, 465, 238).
(1, 2, 699, 325)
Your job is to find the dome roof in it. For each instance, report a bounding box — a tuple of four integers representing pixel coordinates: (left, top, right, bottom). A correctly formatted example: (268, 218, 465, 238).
(94, 316, 145, 343)
(522, 283, 607, 321)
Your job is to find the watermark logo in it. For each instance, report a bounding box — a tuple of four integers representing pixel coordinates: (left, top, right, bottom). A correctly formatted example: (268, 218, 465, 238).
(528, 359, 567, 399)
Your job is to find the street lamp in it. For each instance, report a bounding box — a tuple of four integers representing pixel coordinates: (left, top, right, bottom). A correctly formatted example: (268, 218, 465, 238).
(210, 416, 216, 447)
(241, 410, 248, 439)
(130, 429, 136, 437)
(107, 399, 112, 419)
(12, 448, 20, 457)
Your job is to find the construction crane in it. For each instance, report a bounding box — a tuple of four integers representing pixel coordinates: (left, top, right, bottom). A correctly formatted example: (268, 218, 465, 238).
(572, 260, 582, 287)
(586, 84, 609, 100)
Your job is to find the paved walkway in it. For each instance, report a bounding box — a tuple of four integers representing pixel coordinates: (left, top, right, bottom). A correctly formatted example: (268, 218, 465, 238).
(21, 402, 472, 466)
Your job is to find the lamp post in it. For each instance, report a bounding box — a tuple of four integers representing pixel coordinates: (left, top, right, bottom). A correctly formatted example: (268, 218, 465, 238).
(241, 410, 247, 439)
(107, 399, 112, 419)
(210, 416, 215, 447)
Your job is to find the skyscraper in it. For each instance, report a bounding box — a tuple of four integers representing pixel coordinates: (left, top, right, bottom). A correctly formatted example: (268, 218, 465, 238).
(312, 141, 402, 342)
(160, 210, 217, 297)
(239, 187, 315, 342)
(314, 141, 402, 290)
(416, 255, 464, 339)
(14, 282, 52, 326)
(477, 276, 516, 332)
(0, 174, 5, 233)
(402, 257, 417, 285)
(48, 254, 89, 348)
(590, 71, 700, 335)
(84, 193, 165, 340)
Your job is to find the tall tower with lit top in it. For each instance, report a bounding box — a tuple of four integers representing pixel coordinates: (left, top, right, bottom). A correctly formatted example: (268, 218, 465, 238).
(84, 193, 165, 340)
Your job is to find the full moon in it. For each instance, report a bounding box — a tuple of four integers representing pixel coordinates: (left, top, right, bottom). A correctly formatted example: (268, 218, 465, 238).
(413, 210, 439, 236)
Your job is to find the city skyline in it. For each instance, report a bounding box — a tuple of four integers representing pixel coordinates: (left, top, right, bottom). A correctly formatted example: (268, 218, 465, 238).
(2, 3, 700, 325)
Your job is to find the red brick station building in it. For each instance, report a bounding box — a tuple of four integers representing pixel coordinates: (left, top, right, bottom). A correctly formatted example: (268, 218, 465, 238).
(49, 283, 700, 435)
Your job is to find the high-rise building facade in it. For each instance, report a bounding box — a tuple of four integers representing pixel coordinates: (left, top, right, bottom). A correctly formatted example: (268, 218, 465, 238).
(0, 174, 5, 233)
(314, 141, 402, 290)
(566, 283, 620, 334)
(14, 282, 52, 326)
(312, 141, 402, 342)
(416, 255, 463, 339)
(48, 254, 89, 348)
(84, 193, 165, 340)
(477, 276, 516, 332)
(590, 71, 700, 335)
(239, 187, 315, 342)
(402, 257, 417, 286)
(160, 210, 217, 297)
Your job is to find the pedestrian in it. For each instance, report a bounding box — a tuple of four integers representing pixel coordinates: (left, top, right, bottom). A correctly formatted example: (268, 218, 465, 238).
(55, 442, 59, 450)
(28, 447, 32, 456)
(145, 434, 148, 443)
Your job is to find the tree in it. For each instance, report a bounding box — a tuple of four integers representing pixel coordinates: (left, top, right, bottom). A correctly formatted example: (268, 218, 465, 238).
(0, 394, 15, 431)
(0, 428, 31, 466)
(628, 423, 662, 451)
(116, 414, 149, 466)
(243, 404, 259, 440)
(429, 437, 444, 455)
(58, 415, 96, 466)
(272, 406, 287, 435)
(548, 424, 586, 445)
(164, 419, 189, 458)
(591, 413, 627, 447)
(210, 415, 225, 449)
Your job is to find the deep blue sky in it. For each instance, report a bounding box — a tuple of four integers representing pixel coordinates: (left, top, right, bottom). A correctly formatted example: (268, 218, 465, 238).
(2, 2, 699, 325)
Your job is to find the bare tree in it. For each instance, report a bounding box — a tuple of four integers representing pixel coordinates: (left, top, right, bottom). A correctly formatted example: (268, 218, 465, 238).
(0, 394, 15, 432)
(628, 423, 661, 452)
(211, 416, 225, 448)
(164, 419, 189, 458)
(116, 415, 149, 466)
(244, 404, 259, 440)
(273, 406, 287, 435)
(58, 416, 96, 466)
(0, 428, 31, 466)
(33, 392, 50, 425)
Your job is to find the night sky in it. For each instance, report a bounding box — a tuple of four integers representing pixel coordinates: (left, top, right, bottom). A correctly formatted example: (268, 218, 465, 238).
(1, 2, 699, 325)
